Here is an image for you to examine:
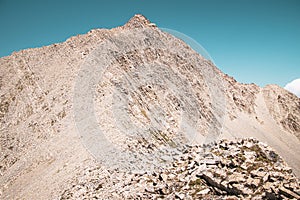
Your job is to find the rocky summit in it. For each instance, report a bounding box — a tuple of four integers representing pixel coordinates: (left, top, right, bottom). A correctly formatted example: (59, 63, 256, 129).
(0, 14, 299, 199)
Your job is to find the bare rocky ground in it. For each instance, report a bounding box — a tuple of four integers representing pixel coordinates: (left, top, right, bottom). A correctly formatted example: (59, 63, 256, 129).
(60, 138, 300, 199)
(0, 15, 299, 199)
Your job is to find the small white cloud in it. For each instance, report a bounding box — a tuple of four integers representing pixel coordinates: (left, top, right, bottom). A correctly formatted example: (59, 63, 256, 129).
(284, 78, 300, 97)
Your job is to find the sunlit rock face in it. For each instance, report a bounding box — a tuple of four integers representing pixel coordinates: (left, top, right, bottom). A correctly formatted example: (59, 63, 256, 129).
(0, 14, 299, 199)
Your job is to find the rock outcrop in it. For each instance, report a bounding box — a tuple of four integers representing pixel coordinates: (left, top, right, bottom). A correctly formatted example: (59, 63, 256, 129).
(263, 84, 300, 139)
(60, 138, 300, 199)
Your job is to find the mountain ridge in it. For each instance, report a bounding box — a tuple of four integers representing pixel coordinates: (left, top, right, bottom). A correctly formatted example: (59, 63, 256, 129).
(0, 14, 299, 199)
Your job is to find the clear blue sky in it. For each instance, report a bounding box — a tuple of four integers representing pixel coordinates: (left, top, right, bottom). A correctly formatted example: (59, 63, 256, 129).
(0, 0, 299, 87)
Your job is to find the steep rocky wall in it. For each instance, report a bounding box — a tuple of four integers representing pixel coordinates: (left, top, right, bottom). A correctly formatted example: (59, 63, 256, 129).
(263, 84, 300, 139)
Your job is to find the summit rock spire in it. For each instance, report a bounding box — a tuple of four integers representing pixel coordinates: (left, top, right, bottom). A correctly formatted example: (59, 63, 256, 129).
(124, 14, 156, 29)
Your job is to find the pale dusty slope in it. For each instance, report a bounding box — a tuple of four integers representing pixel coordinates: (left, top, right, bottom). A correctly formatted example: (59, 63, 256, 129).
(0, 15, 299, 199)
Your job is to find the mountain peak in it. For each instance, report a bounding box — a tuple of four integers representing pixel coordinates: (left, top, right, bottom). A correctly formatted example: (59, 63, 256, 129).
(124, 14, 156, 29)
(0, 14, 299, 199)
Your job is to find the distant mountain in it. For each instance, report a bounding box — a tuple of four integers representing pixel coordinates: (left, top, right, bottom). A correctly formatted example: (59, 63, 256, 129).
(0, 14, 299, 199)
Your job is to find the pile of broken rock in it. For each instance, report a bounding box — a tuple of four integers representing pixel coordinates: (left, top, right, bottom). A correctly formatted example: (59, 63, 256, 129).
(60, 138, 300, 199)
